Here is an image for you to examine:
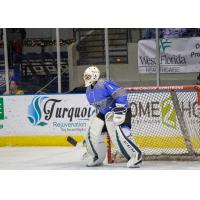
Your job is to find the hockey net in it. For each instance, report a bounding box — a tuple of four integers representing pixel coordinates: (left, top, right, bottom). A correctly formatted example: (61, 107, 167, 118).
(107, 85, 200, 163)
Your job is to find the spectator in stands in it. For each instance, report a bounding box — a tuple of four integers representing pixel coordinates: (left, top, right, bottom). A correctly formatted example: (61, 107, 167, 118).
(12, 29, 26, 64)
(196, 73, 200, 85)
(161, 28, 187, 39)
(3, 79, 24, 95)
(6, 28, 26, 66)
(143, 28, 155, 39)
(142, 28, 192, 39)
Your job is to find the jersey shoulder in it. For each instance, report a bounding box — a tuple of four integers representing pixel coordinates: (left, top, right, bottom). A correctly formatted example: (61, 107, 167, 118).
(96, 79, 120, 90)
(103, 80, 121, 90)
(86, 79, 120, 92)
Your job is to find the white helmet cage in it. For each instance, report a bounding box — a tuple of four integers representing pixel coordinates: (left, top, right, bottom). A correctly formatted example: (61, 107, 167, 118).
(83, 66, 100, 87)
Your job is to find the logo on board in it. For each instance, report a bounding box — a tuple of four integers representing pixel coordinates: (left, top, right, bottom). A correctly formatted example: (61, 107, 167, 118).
(27, 96, 96, 132)
(160, 39, 172, 52)
(161, 96, 177, 129)
(27, 96, 48, 126)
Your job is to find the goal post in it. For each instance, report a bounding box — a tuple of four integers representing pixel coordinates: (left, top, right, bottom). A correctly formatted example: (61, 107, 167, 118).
(107, 85, 200, 162)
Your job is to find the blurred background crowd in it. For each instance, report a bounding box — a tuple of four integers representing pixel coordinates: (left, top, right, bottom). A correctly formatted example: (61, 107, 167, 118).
(1, 28, 200, 95)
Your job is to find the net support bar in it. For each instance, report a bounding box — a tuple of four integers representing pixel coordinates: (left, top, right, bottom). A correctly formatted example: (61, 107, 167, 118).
(170, 90, 195, 156)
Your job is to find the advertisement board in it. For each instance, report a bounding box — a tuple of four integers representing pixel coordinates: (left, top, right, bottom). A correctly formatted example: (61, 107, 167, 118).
(0, 94, 95, 136)
(138, 37, 200, 73)
(0, 92, 199, 149)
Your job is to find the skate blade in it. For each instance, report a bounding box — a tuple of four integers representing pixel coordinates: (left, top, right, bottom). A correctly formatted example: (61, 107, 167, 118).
(86, 163, 103, 167)
(127, 160, 142, 168)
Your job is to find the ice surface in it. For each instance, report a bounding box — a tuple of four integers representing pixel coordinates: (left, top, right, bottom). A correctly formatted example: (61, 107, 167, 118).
(0, 147, 200, 170)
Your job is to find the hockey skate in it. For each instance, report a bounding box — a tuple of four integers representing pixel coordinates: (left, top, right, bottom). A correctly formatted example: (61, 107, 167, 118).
(127, 156, 142, 168)
(86, 154, 104, 167)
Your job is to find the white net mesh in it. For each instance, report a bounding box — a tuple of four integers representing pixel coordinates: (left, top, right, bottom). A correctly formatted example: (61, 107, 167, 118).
(107, 86, 200, 162)
(126, 88, 200, 160)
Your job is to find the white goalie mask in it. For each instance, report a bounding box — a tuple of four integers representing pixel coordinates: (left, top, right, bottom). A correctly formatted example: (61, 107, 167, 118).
(83, 66, 100, 87)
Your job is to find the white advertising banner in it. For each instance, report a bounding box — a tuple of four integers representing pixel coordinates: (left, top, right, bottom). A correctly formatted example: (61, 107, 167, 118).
(0, 92, 198, 138)
(138, 37, 200, 73)
(0, 94, 96, 136)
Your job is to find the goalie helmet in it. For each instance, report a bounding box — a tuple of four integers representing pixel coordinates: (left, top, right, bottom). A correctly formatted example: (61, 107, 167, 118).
(83, 66, 100, 87)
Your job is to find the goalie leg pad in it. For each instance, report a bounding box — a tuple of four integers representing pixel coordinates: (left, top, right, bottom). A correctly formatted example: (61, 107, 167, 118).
(116, 126, 142, 161)
(105, 112, 142, 165)
(85, 116, 107, 166)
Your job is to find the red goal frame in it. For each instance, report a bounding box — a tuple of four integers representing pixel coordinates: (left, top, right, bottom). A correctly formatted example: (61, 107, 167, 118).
(107, 85, 200, 163)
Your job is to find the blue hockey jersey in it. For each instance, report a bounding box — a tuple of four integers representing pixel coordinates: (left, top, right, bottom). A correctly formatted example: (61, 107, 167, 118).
(86, 79, 128, 115)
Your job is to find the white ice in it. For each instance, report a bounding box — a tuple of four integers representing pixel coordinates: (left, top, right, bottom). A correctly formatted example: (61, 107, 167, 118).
(0, 147, 200, 170)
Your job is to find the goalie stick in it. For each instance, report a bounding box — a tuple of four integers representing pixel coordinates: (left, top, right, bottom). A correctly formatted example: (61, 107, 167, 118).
(66, 136, 92, 161)
(67, 134, 114, 163)
(66, 136, 85, 148)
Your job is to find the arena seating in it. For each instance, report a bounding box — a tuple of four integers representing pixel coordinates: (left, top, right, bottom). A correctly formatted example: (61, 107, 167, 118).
(0, 51, 69, 94)
(76, 28, 128, 65)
